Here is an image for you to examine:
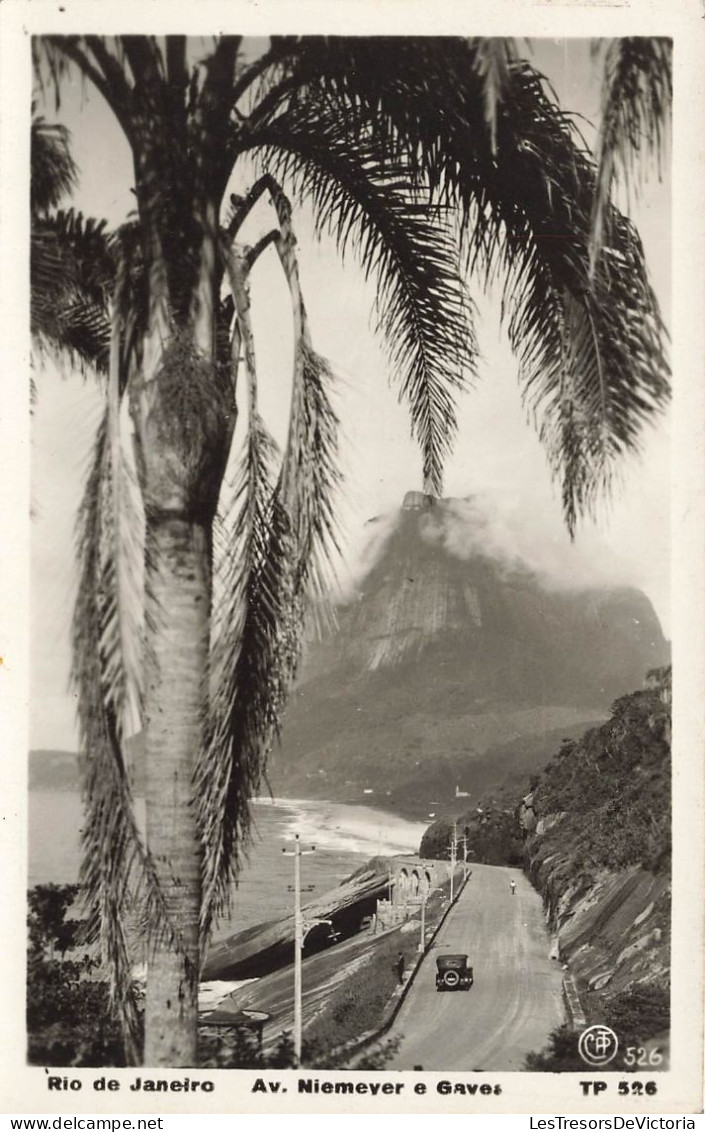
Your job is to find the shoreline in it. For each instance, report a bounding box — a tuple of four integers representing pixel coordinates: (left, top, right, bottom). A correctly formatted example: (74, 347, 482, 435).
(30, 790, 427, 900)
(259, 785, 431, 825)
(252, 795, 428, 858)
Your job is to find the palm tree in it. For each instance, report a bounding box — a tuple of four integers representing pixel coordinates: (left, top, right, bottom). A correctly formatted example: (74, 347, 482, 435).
(31, 35, 669, 1067)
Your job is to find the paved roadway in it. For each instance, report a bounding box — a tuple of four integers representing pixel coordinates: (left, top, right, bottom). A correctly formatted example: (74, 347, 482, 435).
(388, 863, 565, 1071)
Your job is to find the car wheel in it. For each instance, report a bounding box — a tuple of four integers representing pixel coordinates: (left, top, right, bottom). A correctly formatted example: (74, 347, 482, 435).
(443, 970, 460, 989)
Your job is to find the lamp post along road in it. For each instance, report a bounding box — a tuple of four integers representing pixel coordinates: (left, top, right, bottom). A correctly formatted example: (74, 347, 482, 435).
(418, 893, 427, 953)
(419, 886, 441, 952)
(283, 835, 335, 1067)
(449, 820, 458, 902)
(283, 834, 315, 1066)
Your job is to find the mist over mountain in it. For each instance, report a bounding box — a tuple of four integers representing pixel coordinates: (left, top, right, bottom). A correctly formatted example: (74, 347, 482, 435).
(268, 494, 669, 816)
(30, 494, 669, 812)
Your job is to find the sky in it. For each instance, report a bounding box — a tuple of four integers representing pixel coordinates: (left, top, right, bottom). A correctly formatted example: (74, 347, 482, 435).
(30, 38, 672, 751)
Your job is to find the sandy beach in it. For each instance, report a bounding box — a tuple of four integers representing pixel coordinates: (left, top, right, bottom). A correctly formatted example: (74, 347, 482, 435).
(259, 795, 429, 857)
(30, 789, 427, 936)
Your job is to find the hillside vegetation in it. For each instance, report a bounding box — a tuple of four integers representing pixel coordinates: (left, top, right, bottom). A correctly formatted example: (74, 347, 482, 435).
(522, 667, 671, 1069)
(523, 667, 671, 876)
(419, 789, 525, 866)
(419, 667, 672, 1070)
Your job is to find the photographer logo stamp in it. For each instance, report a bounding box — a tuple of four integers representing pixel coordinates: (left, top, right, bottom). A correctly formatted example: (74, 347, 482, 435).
(578, 1025, 619, 1067)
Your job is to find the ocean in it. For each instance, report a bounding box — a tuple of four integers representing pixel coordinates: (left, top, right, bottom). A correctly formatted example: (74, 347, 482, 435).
(28, 791, 427, 941)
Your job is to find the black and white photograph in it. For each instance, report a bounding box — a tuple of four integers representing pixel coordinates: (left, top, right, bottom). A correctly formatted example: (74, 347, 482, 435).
(2, 2, 704, 1117)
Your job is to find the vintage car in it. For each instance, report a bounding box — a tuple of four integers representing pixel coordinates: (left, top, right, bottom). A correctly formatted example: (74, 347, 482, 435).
(435, 953, 474, 991)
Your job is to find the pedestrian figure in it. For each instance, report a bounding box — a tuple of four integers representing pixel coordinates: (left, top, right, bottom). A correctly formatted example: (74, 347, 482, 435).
(510, 880, 516, 895)
(396, 951, 405, 984)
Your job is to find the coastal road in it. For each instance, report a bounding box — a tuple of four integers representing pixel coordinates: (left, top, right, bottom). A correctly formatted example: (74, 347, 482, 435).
(387, 863, 565, 1071)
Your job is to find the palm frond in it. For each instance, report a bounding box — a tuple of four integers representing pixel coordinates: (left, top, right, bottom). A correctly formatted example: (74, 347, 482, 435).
(590, 37, 672, 270)
(197, 410, 283, 939)
(31, 209, 114, 374)
(491, 64, 669, 529)
(198, 220, 341, 938)
(30, 109, 77, 215)
(197, 246, 276, 938)
(72, 404, 190, 1054)
(280, 341, 341, 600)
(470, 38, 517, 155)
(266, 179, 342, 604)
(71, 412, 144, 1061)
(107, 285, 145, 736)
(270, 38, 492, 201)
(244, 101, 476, 497)
(273, 37, 669, 530)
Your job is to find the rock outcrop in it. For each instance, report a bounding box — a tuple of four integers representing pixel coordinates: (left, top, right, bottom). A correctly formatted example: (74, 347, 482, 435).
(269, 496, 669, 816)
(31, 496, 669, 815)
(523, 668, 671, 1018)
(204, 860, 391, 980)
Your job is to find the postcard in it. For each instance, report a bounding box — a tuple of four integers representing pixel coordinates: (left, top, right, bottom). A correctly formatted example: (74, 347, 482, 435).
(1, 0, 703, 1117)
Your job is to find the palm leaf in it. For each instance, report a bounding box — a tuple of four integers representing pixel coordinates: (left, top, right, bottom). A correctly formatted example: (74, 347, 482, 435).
(31, 209, 114, 374)
(72, 371, 193, 1054)
(198, 410, 284, 938)
(493, 67, 669, 523)
(470, 37, 517, 156)
(244, 98, 475, 497)
(197, 246, 278, 937)
(272, 37, 669, 531)
(198, 222, 341, 938)
(31, 109, 77, 215)
(71, 412, 144, 1061)
(590, 37, 672, 270)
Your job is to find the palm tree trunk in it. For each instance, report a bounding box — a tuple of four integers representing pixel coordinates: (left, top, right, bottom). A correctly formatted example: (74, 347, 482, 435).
(143, 515, 210, 1066)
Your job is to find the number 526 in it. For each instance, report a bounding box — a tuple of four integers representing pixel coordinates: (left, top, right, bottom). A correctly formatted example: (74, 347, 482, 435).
(624, 1047, 663, 1067)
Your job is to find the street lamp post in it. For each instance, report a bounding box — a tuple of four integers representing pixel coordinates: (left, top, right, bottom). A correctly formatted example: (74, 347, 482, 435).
(283, 834, 315, 1067)
(418, 887, 441, 952)
(418, 893, 427, 953)
(449, 819, 458, 902)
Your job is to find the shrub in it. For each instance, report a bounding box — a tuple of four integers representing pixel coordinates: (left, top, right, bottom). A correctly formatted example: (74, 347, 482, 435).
(200, 1028, 399, 1070)
(525, 1025, 586, 1072)
(27, 884, 130, 1066)
(525, 985, 670, 1073)
(305, 931, 419, 1054)
(603, 984, 670, 1047)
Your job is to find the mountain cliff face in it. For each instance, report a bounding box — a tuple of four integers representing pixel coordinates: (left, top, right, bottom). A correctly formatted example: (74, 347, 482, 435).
(521, 668, 671, 990)
(31, 494, 669, 815)
(269, 496, 669, 816)
(519, 667, 671, 1064)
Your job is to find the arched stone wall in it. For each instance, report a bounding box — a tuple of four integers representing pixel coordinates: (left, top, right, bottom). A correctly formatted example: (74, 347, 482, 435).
(389, 857, 449, 904)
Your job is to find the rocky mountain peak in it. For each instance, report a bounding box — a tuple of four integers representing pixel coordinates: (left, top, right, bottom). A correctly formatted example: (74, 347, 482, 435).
(269, 497, 669, 815)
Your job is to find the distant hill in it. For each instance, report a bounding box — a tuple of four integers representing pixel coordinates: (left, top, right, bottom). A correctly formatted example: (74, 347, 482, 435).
(268, 495, 669, 817)
(30, 735, 144, 794)
(30, 749, 80, 792)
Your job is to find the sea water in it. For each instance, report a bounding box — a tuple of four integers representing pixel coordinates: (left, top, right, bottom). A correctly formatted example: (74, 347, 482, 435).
(28, 791, 427, 940)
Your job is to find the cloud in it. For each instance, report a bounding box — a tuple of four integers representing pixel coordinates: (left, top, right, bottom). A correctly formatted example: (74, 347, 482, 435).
(418, 492, 652, 597)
